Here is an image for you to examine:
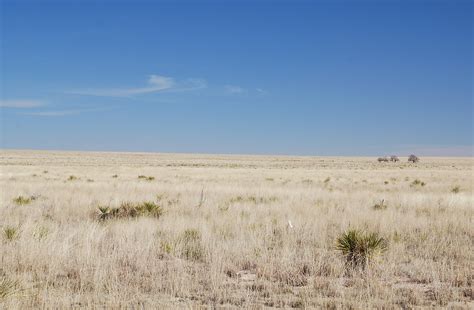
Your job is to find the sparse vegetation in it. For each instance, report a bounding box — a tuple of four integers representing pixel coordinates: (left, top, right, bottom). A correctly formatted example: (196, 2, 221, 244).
(390, 155, 399, 162)
(0, 151, 472, 308)
(377, 157, 389, 162)
(67, 175, 78, 181)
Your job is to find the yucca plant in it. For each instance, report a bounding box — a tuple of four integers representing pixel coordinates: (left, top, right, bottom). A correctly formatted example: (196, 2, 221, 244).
(336, 229, 388, 270)
(13, 196, 32, 206)
(97, 206, 111, 221)
(3, 226, 19, 241)
(0, 276, 18, 300)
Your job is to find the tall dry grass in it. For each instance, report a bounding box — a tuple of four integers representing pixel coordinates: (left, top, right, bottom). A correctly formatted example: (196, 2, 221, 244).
(0, 150, 473, 308)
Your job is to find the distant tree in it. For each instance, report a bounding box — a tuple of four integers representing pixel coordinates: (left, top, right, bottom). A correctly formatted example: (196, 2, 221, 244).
(378, 157, 389, 163)
(390, 155, 399, 162)
(408, 154, 419, 163)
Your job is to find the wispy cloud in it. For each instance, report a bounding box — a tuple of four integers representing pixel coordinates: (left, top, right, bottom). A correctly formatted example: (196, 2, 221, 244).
(21, 108, 102, 117)
(225, 85, 246, 94)
(0, 99, 46, 108)
(66, 75, 206, 97)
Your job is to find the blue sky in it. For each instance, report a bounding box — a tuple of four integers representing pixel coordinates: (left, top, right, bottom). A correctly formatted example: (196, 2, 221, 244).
(1, 0, 472, 156)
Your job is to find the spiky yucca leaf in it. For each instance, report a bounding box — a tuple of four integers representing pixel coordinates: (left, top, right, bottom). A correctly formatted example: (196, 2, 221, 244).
(0, 276, 19, 300)
(336, 229, 388, 269)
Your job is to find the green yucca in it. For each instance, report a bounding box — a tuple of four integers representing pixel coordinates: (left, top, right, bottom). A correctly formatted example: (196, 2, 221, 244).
(97, 201, 162, 221)
(0, 276, 18, 300)
(97, 206, 110, 221)
(13, 196, 31, 206)
(3, 226, 19, 241)
(336, 229, 388, 269)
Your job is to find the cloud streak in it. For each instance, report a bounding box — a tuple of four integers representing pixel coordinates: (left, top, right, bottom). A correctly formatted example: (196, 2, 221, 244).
(0, 99, 46, 108)
(21, 108, 105, 117)
(66, 75, 206, 97)
(225, 85, 246, 94)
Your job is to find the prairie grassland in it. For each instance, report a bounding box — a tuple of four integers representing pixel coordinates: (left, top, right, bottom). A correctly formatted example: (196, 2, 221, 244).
(0, 150, 473, 308)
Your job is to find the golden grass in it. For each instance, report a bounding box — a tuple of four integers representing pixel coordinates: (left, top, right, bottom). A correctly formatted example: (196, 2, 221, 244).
(0, 150, 473, 308)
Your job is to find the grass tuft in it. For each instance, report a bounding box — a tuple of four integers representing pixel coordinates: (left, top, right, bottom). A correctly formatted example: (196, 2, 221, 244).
(373, 199, 387, 210)
(180, 229, 204, 261)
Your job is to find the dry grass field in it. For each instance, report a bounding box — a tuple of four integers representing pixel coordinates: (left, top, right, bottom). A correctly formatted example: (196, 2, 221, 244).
(0, 150, 473, 308)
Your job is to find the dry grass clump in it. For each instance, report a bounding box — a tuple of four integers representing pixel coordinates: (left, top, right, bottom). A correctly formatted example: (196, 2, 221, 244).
(67, 175, 78, 181)
(336, 229, 388, 270)
(229, 195, 278, 204)
(97, 201, 163, 221)
(411, 179, 426, 187)
(12, 195, 37, 206)
(372, 199, 387, 210)
(179, 229, 204, 261)
(451, 186, 461, 193)
(138, 175, 155, 181)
